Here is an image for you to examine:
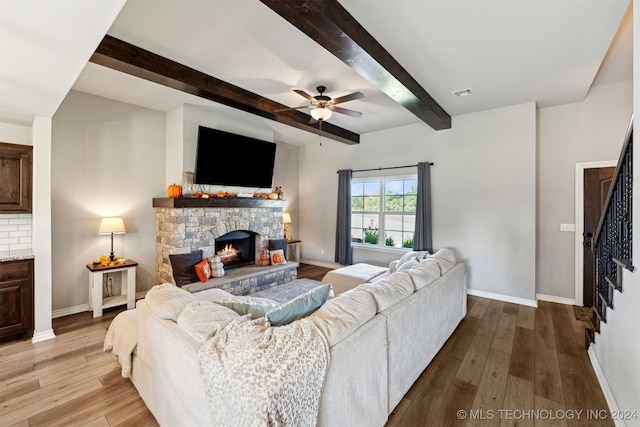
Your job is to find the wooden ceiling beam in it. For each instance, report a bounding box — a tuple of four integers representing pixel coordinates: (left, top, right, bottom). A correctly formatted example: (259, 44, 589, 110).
(90, 35, 360, 145)
(260, 0, 451, 130)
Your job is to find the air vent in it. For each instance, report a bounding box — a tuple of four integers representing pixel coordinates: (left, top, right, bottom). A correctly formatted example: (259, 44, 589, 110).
(452, 88, 474, 98)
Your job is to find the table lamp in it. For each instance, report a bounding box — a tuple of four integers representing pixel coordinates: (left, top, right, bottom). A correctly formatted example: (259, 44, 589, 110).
(98, 217, 126, 261)
(283, 212, 292, 241)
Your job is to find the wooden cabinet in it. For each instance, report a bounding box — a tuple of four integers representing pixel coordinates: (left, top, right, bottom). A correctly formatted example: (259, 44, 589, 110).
(0, 142, 33, 213)
(0, 259, 34, 342)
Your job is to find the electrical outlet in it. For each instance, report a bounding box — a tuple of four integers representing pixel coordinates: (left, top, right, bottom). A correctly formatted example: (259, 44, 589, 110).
(560, 223, 575, 232)
(320, 249, 325, 255)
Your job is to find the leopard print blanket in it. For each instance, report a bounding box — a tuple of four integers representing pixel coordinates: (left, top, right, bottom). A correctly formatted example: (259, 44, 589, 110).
(198, 315, 330, 426)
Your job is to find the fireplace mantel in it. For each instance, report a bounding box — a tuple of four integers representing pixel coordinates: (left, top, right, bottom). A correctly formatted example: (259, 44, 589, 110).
(152, 197, 287, 209)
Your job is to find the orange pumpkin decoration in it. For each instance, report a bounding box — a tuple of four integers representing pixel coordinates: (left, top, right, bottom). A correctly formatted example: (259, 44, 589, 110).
(167, 183, 182, 198)
(271, 251, 285, 264)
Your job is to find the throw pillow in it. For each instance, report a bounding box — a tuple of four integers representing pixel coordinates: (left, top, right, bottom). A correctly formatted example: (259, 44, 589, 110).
(393, 250, 430, 272)
(215, 295, 280, 320)
(145, 283, 197, 320)
(177, 301, 239, 343)
(195, 258, 211, 282)
(268, 239, 288, 259)
(266, 284, 331, 327)
(270, 249, 286, 265)
(169, 250, 203, 287)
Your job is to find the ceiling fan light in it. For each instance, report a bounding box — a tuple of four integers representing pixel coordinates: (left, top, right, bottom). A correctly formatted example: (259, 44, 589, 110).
(310, 107, 332, 121)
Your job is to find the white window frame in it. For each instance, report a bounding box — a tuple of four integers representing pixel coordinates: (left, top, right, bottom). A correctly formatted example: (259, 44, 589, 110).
(351, 174, 417, 250)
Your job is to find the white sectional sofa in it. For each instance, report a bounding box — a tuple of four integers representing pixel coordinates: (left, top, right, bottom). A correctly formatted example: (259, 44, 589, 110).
(124, 249, 467, 426)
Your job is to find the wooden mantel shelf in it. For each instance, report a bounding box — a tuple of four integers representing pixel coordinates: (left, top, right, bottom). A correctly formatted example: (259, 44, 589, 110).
(152, 197, 287, 209)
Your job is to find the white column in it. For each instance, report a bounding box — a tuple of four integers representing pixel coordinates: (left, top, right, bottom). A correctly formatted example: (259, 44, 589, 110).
(31, 115, 55, 343)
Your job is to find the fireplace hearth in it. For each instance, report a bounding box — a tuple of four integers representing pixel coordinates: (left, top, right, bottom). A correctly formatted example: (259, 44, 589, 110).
(215, 230, 256, 269)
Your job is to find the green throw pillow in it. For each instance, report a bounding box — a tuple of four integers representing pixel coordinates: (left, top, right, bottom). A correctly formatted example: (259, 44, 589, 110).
(266, 284, 331, 327)
(215, 296, 280, 320)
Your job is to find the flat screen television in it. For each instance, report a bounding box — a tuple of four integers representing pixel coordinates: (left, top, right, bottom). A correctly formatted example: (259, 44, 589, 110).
(194, 126, 277, 189)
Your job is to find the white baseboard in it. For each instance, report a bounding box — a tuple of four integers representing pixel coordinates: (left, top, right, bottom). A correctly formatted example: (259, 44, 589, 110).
(467, 288, 538, 307)
(587, 347, 625, 427)
(52, 304, 89, 318)
(299, 258, 343, 270)
(32, 329, 56, 343)
(536, 293, 577, 306)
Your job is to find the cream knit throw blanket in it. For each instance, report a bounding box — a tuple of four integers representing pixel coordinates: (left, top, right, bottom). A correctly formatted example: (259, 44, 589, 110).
(198, 315, 330, 427)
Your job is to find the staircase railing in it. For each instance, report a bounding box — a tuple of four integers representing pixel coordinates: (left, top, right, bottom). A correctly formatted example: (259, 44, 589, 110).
(588, 116, 634, 345)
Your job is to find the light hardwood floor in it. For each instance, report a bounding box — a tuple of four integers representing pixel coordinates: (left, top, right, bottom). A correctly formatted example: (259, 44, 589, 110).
(0, 266, 612, 427)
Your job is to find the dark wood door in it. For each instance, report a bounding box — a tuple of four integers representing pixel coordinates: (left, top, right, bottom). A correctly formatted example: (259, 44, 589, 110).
(583, 167, 615, 306)
(0, 259, 34, 342)
(0, 142, 32, 213)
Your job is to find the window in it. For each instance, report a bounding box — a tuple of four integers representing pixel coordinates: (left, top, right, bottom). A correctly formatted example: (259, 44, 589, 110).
(351, 176, 416, 248)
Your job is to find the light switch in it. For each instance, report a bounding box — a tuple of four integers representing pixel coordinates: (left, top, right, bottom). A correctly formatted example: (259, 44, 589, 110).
(560, 223, 575, 232)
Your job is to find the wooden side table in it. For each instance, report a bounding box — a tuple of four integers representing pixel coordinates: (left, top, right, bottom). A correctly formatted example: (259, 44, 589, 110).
(286, 240, 301, 263)
(86, 259, 138, 318)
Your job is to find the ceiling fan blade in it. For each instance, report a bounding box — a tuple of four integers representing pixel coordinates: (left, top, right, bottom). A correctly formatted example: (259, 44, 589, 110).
(331, 91, 364, 105)
(274, 105, 310, 113)
(332, 106, 362, 117)
(293, 89, 316, 102)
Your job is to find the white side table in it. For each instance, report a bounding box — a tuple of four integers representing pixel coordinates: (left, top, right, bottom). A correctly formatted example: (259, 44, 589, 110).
(286, 240, 301, 263)
(87, 259, 138, 318)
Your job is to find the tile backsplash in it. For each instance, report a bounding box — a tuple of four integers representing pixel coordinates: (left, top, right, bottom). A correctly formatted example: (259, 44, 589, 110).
(0, 214, 32, 252)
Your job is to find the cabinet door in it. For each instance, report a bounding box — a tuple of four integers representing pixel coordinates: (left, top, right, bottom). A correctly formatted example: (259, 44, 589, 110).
(0, 260, 34, 341)
(0, 277, 32, 337)
(0, 142, 33, 213)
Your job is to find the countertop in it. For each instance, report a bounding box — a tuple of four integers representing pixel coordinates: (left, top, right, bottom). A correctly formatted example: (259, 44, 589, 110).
(0, 249, 35, 262)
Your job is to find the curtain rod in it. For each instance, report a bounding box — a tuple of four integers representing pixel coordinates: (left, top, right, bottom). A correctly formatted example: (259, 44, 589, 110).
(337, 162, 434, 174)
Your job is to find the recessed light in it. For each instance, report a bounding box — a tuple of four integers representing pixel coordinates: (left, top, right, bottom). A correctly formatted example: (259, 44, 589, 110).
(452, 88, 474, 98)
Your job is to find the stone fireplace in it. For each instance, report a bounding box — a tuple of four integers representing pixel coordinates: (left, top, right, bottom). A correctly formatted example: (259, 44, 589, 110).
(153, 197, 290, 286)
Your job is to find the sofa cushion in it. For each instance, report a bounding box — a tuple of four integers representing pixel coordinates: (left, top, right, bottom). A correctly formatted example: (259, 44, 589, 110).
(266, 284, 331, 327)
(408, 258, 441, 290)
(395, 258, 420, 273)
(360, 271, 414, 312)
(169, 250, 203, 286)
(194, 288, 235, 302)
(145, 283, 197, 320)
(308, 287, 377, 347)
(177, 301, 239, 343)
(427, 248, 457, 274)
(215, 295, 280, 320)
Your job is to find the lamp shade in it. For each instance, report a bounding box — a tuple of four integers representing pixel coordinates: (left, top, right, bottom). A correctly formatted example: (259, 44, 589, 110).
(310, 107, 332, 121)
(282, 212, 292, 224)
(98, 217, 126, 235)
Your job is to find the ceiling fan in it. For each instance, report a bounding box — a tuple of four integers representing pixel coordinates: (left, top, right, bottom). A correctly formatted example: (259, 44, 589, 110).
(276, 85, 364, 122)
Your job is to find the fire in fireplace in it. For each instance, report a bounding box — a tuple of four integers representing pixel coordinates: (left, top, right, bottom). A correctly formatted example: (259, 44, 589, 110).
(215, 230, 256, 269)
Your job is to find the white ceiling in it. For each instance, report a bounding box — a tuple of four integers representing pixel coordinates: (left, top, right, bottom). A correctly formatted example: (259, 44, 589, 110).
(0, 0, 633, 145)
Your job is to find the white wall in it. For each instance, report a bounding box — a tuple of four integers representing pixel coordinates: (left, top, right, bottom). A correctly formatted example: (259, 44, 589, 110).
(51, 90, 165, 312)
(537, 80, 633, 302)
(591, 1, 639, 424)
(299, 102, 537, 303)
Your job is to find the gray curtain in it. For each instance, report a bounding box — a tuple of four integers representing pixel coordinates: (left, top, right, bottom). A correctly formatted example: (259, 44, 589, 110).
(413, 162, 432, 252)
(335, 169, 353, 265)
